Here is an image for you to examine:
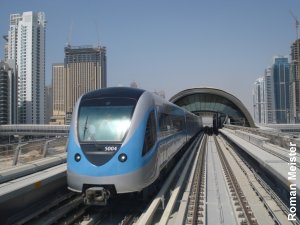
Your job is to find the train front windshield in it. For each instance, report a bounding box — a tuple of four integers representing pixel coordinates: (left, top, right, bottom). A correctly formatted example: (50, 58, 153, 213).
(78, 98, 136, 142)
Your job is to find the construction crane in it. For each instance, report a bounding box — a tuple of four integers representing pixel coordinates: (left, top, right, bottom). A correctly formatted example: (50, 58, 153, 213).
(290, 10, 300, 79)
(290, 10, 299, 39)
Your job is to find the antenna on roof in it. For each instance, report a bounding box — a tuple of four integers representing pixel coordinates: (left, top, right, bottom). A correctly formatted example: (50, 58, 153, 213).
(67, 20, 73, 47)
(94, 20, 101, 47)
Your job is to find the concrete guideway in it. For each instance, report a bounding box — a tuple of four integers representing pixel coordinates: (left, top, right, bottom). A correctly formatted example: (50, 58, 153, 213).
(134, 132, 297, 225)
(232, 129, 300, 166)
(0, 162, 67, 224)
(0, 163, 66, 203)
(0, 152, 66, 183)
(217, 135, 294, 225)
(134, 133, 204, 225)
(220, 128, 300, 224)
(220, 128, 300, 198)
(2, 129, 299, 224)
(225, 124, 300, 150)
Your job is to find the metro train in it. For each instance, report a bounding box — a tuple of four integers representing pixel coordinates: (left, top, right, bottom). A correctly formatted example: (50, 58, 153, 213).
(67, 87, 202, 205)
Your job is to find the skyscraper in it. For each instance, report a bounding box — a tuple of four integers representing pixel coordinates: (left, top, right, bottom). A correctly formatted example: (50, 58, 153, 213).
(272, 56, 290, 123)
(253, 77, 265, 123)
(0, 60, 17, 124)
(264, 67, 276, 123)
(3, 35, 8, 61)
(290, 39, 300, 123)
(51, 45, 107, 124)
(45, 85, 53, 124)
(254, 57, 291, 124)
(52, 63, 66, 124)
(7, 11, 46, 124)
(65, 45, 107, 116)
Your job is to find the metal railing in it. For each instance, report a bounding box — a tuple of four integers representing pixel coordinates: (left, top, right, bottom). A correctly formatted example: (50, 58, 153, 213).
(0, 124, 69, 136)
(0, 138, 67, 169)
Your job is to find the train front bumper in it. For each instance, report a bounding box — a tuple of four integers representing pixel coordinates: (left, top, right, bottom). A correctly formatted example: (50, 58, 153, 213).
(67, 156, 157, 194)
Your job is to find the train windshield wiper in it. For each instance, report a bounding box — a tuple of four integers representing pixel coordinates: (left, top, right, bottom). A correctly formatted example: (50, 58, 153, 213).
(82, 116, 98, 145)
(83, 116, 89, 139)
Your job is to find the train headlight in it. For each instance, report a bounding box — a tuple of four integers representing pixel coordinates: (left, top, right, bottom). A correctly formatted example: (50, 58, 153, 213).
(75, 153, 81, 162)
(118, 153, 127, 162)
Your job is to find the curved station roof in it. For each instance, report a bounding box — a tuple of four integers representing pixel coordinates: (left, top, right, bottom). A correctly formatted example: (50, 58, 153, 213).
(170, 87, 255, 127)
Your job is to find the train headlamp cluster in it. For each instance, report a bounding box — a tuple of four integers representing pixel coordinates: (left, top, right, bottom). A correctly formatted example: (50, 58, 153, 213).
(75, 153, 81, 162)
(118, 153, 127, 162)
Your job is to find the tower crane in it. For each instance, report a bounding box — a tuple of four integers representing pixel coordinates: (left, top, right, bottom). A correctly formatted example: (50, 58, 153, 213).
(290, 10, 300, 80)
(290, 10, 299, 39)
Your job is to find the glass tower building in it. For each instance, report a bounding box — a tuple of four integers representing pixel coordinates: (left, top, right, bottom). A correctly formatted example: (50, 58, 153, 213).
(0, 61, 17, 124)
(272, 56, 290, 123)
(253, 77, 265, 123)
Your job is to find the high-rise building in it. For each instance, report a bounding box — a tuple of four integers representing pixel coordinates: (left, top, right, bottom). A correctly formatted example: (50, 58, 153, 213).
(65, 45, 107, 116)
(0, 60, 17, 124)
(254, 57, 291, 124)
(3, 35, 8, 61)
(45, 85, 52, 124)
(52, 63, 66, 124)
(290, 39, 300, 123)
(7, 11, 46, 124)
(272, 56, 290, 123)
(264, 67, 276, 123)
(51, 45, 107, 124)
(253, 77, 265, 123)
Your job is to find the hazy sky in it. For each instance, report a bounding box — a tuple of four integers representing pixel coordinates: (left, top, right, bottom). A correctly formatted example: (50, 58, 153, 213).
(1, 0, 300, 114)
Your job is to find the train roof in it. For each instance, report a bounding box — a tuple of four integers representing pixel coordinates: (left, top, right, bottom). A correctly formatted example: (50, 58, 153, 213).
(81, 87, 146, 101)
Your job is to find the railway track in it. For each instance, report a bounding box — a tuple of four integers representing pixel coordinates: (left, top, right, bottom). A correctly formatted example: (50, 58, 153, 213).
(181, 135, 257, 225)
(213, 135, 257, 225)
(9, 133, 204, 225)
(185, 135, 207, 225)
(218, 135, 300, 225)
(179, 134, 298, 225)
(7, 132, 299, 225)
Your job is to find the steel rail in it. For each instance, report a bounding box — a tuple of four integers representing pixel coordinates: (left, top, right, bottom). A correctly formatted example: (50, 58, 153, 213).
(219, 136, 300, 225)
(214, 135, 257, 225)
(135, 133, 203, 225)
(158, 134, 207, 225)
(184, 134, 207, 225)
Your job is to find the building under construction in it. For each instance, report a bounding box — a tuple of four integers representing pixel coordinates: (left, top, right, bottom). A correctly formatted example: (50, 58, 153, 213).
(290, 39, 300, 123)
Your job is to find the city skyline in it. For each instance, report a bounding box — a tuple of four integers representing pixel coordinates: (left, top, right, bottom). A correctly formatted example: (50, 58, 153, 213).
(1, 0, 300, 114)
(253, 56, 292, 124)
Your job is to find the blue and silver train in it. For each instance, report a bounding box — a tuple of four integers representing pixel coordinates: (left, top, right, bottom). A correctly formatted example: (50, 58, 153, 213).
(67, 87, 202, 205)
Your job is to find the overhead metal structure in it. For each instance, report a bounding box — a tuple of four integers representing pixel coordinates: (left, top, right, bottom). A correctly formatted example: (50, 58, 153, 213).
(170, 87, 255, 128)
(0, 125, 70, 136)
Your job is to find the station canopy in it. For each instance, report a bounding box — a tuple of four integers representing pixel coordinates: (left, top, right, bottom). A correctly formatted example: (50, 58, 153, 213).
(170, 87, 255, 127)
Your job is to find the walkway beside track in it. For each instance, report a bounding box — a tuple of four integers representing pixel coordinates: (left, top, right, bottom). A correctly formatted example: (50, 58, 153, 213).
(216, 135, 285, 224)
(206, 136, 237, 224)
(220, 128, 300, 197)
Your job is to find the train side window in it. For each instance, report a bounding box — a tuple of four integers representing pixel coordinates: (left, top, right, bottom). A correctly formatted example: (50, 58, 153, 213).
(158, 113, 172, 137)
(142, 111, 157, 156)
